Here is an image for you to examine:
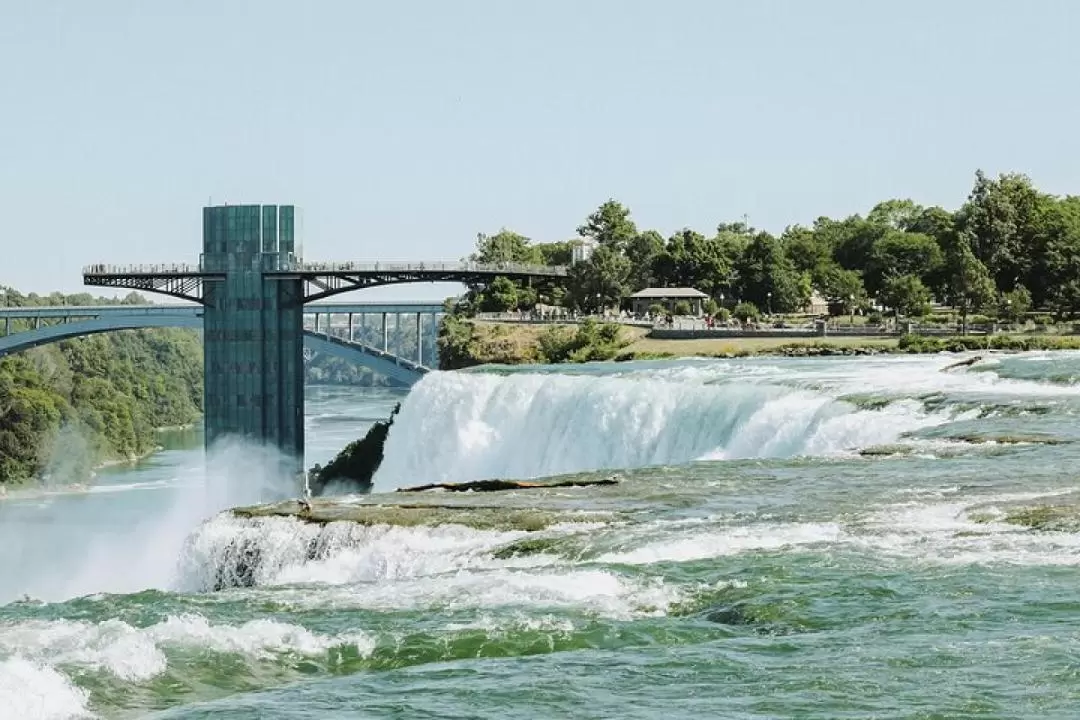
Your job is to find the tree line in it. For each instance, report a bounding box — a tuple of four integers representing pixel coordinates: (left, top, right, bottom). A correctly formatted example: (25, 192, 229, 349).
(0, 288, 204, 485)
(0, 286, 431, 484)
(461, 171, 1080, 326)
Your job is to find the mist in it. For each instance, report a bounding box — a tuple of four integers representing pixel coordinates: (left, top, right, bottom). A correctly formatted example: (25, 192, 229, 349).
(0, 437, 301, 605)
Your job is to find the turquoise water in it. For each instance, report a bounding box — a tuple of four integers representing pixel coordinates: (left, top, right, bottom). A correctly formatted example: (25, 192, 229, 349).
(4, 356, 1080, 718)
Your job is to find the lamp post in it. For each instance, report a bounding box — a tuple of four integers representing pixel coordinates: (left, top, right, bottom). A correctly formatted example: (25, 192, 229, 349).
(849, 294, 855, 326)
(767, 291, 773, 317)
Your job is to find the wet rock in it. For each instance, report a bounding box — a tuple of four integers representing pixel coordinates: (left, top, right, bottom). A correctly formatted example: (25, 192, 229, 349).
(1001, 505, 1080, 532)
(859, 444, 914, 458)
(212, 537, 262, 592)
(308, 404, 401, 496)
(944, 433, 1067, 446)
(397, 476, 620, 493)
(969, 493, 1080, 533)
(231, 499, 617, 533)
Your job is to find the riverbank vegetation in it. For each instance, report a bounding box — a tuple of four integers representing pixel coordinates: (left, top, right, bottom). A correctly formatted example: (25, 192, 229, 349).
(307, 403, 400, 495)
(437, 318, 1080, 367)
(623, 333, 1080, 360)
(438, 317, 641, 369)
(0, 289, 203, 485)
(456, 170, 1080, 329)
(305, 355, 403, 386)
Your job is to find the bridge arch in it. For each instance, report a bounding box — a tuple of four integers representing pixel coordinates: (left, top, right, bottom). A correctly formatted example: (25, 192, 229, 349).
(0, 315, 427, 386)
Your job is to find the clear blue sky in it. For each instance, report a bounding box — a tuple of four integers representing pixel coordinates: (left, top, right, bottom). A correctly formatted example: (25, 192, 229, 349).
(2, 0, 1078, 301)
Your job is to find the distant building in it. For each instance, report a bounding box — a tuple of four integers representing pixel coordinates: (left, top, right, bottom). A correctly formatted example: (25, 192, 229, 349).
(570, 238, 598, 264)
(629, 287, 709, 316)
(804, 291, 829, 316)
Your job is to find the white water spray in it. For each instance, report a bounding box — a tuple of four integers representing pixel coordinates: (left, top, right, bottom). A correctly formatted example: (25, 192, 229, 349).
(0, 438, 300, 605)
(373, 368, 952, 489)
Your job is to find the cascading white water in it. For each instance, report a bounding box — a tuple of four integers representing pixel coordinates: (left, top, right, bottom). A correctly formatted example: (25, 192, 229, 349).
(0, 439, 301, 605)
(372, 368, 950, 489)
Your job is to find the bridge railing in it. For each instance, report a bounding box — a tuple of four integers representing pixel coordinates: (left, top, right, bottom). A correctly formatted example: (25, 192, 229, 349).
(0, 302, 447, 320)
(84, 261, 569, 277)
(83, 263, 205, 275)
(290, 260, 568, 276)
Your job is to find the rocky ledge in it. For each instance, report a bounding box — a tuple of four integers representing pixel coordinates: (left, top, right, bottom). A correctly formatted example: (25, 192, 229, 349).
(231, 476, 623, 532)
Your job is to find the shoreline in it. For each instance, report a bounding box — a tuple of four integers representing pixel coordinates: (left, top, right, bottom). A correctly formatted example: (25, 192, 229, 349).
(443, 319, 1080, 368)
(618, 333, 1080, 360)
(0, 422, 201, 501)
(91, 423, 198, 472)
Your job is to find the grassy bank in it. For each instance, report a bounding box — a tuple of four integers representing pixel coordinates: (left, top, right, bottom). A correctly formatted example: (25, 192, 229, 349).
(623, 335, 897, 359)
(437, 317, 645, 369)
(437, 318, 1080, 368)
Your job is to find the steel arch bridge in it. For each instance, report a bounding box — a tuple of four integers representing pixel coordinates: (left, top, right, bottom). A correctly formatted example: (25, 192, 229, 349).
(72, 203, 570, 470)
(0, 306, 433, 386)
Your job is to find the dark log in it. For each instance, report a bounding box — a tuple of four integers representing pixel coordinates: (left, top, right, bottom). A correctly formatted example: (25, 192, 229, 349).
(941, 355, 983, 372)
(397, 476, 620, 493)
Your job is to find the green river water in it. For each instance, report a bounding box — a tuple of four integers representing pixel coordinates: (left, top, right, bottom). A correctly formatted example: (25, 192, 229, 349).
(3, 354, 1080, 719)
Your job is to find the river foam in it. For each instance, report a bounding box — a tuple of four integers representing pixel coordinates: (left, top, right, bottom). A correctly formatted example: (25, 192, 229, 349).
(0, 612, 374, 719)
(0, 657, 93, 720)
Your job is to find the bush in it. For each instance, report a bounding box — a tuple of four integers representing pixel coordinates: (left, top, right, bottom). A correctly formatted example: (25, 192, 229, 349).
(733, 302, 761, 323)
(714, 307, 731, 322)
(998, 287, 1032, 321)
(898, 334, 1080, 354)
(673, 300, 693, 316)
(1028, 313, 1055, 326)
(437, 315, 480, 370)
(308, 404, 400, 495)
(538, 320, 629, 364)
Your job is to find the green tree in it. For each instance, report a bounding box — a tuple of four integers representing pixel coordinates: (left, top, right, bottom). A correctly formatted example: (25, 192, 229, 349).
(577, 200, 638, 251)
(998, 286, 1032, 322)
(819, 266, 866, 314)
(465, 230, 568, 313)
(907, 205, 955, 241)
(1031, 195, 1080, 309)
(866, 231, 943, 295)
(782, 225, 835, 288)
(815, 215, 885, 273)
(879, 274, 931, 318)
(732, 302, 761, 323)
(653, 230, 732, 298)
(713, 221, 755, 261)
(479, 276, 520, 312)
(735, 233, 806, 313)
(533, 241, 573, 266)
(470, 229, 536, 264)
(956, 170, 1047, 293)
(625, 230, 664, 290)
(867, 199, 923, 230)
(943, 230, 997, 333)
(567, 244, 631, 312)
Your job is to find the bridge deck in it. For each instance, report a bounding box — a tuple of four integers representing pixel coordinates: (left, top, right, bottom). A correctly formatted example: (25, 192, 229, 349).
(0, 312, 431, 384)
(0, 301, 447, 319)
(83, 260, 568, 303)
(83, 261, 567, 277)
